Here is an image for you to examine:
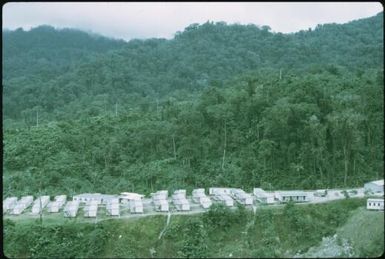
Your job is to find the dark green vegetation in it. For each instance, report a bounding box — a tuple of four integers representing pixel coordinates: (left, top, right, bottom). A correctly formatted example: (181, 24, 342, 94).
(2, 13, 384, 197)
(5, 199, 382, 258)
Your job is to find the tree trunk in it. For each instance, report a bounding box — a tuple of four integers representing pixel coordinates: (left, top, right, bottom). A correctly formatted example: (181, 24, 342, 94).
(353, 157, 356, 181)
(343, 146, 348, 187)
(319, 165, 324, 185)
(257, 124, 260, 142)
(36, 110, 39, 127)
(221, 120, 227, 171)
(263, 157, 266, 172)
(172, 135, 176, 159)
(313, 157, 316, 176)
(39, 185, 43, 225)
(319, 152, 324, 183)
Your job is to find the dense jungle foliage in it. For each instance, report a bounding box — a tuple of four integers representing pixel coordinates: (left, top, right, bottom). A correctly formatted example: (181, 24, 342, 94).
(2, 12, 384, 197)
(5, 199, 382, 258)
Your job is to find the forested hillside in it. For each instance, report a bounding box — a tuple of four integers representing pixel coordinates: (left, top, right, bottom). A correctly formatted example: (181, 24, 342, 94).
(3, 12, 383, 124)
(2, 12, 384, 197)
(2, 25, 126, 80)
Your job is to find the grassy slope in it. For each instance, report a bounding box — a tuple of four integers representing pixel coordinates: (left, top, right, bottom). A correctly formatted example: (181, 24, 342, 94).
(297, 206, 384, 258)
(337, 207, 384, 257)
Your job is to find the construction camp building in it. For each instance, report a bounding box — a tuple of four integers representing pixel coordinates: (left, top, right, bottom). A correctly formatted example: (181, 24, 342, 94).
(73, 193, 118, 204)
(84, 200, 99, 217)
(253, 188, 275, 204)
(367, 198, 384, 210)
(209, 189, 234, 207)
(172, 190, 190, 211)
(106, 198, 120, 216)
(230, 189, 253, 205)
(3, 197, 18, 213)
(64, 200, 80, 217)
(31, 196, 50, 214)
(11, 196, 34, 215)
(192, 188, 212, 209)
(364, 180, 384, 194)
(129, 199, 144, 213)
(152, 190, 169, 212)
(47, 195, 67, 213)
(120, 192, 145, 203)
(275, 191, 310, 203)
(209, 187, 232, 195)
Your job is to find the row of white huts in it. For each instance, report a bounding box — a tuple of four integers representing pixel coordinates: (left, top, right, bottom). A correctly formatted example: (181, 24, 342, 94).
(4, 195, 67, 215)
(2, 188, 308, 217)
(4, 179, 383, 217)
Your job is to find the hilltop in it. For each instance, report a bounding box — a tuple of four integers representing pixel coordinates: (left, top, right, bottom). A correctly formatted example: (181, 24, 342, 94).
(3, 12, 383, 123)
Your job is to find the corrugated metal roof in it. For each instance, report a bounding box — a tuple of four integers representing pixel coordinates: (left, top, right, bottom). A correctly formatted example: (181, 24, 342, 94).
(278, 191, 308, 196)
(367, 198, 384, 201)
(369, 180, 384, 186)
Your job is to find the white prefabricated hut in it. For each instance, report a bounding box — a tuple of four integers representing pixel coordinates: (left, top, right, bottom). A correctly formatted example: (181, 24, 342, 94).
(153, 190, 168, 199)
(209, 188, 234, 207)
(173, 198, 190, 211)
(12, 204, 26, 215)
(151, 191, 169, 212)
(275, 191, 310, 203)
(213, 193, 234, 207)
(106, 198, 120, 216)
(55, 195, 67, 207)
(48, 195, 67, 213)
(172, 189, 187, 200)
(192, 188, 212, 208)
(154, 199, 169, 212)
(84, 200, 99, 217)
(192, 188, 205, 203)
(172, 190, 190, 211)
(64, 200, 80, 217)
(364, 180, 384, 194)
(367, 198, 384, 210)
(3, 197, 18, 213)
(221, 194, 234, 207)
(129, 199, 144, 213)
(152, 190, 169, 212)
(253, 188, 275, 204)
(152, 190, 168, 201)
(199, 196, 212, 209)
(209, 187, 232, 195)
(47, 201, 60, 213)
(73, 193, 102, 204)
(120, 192, 145, 204)
(73, 193, 117, 204)
(230, 189, 253, 205)
(31, 196, 50, 214)
(11, 196, 34, 215)
(174, 189, 186, 194)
